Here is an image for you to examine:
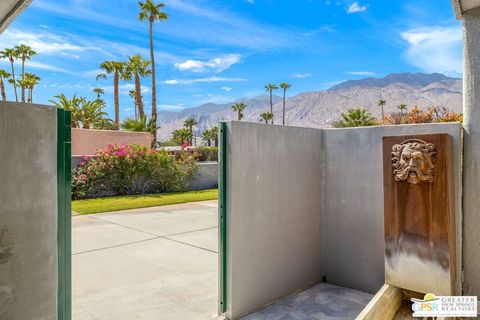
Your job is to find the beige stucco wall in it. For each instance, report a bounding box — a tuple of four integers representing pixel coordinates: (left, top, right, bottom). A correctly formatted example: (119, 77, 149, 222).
(72, 128, 152, 156)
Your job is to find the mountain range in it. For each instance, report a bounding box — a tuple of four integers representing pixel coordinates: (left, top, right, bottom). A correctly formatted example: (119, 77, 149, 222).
(157, 72, 462, 141)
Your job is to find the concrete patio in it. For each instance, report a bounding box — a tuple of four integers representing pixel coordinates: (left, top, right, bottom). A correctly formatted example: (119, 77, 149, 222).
(72, 200, 219, 320)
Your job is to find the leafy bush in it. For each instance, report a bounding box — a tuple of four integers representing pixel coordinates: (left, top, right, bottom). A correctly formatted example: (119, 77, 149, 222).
(194, 146, 218, 162)
(384, 106, 463, 124)
(72, 144, 198, 200)
(332, 108, 378, 128)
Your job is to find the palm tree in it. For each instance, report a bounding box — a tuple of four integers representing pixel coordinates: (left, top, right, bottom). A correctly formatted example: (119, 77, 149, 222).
(332, 108, 377, 128)
(93, 87, 105, 100)
(14, 45, 37, 103)
(23, 73, 40, 103)
(80, 99, 110, 129)
(50, 94, 112, 129)
(231, 102, 247, 121)
(210, 126, 219, 147)
(280, 82, 291, 125)
(126, 55, 151, 119)
(97, 61, 125, 129)
(0, 48, 19, 102)
(129, 89, 138, 120)
(0, 69, 11, 102)
(121, 114, 155, 132)
(378, 99, 386, 123)
(398, 104, 408, 124)
(183, 117, 198, 145)
(139, 0, 168, 147)
(264, 83, 278, 124)
(202, 128, 212, 146)
(260, 112, 273, 124)
(172, 128, 192, 145)
(50, 94, 84, 128)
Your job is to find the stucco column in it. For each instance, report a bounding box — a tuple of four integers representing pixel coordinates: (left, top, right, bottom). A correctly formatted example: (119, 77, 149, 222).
(462, 6, 480, 296)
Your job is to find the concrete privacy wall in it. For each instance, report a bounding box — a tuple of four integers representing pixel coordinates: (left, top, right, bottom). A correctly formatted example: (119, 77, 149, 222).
(72, 128, 152, 156)
(225, 122, 324, 319)
(224, 121, 462, 319)
(0, 102, 58, 319)
(462, 7, 480, 297)
(323, 123, 462, 295)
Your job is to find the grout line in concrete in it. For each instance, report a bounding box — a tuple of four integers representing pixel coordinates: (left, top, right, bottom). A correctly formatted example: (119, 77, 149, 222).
(161, 236, 218, 254)
(165, 226, 218, 237)
(73, 236, 161, 255)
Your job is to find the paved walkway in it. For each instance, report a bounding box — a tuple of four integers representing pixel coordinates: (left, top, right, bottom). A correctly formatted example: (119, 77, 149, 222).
(72, 200, 219, 320)
(242, 283, 373, 320)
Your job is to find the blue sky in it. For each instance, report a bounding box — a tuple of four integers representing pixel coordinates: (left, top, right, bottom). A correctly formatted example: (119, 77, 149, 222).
(0, 0, 462, 119)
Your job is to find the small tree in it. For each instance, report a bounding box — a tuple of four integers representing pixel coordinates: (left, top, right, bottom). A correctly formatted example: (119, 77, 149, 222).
(332, 108, 377, 128)
(378, 99, 386, 124)
(260, 112, 273, 124)
(183, 117, 198, 145)
(231, 102, 247, 121)
(264, 83, 278, 124)
(280, 82, 291, 125)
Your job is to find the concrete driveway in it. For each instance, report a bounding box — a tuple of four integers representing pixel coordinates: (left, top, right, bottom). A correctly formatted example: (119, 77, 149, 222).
(72, 200, 218, 320)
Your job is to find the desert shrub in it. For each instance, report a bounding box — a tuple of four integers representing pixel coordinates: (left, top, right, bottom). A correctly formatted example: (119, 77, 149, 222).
(194, 146, 218, 162)
(72, 144, 198, 199)
(384, 106, 463, 124)
(332, 108, 378, 128)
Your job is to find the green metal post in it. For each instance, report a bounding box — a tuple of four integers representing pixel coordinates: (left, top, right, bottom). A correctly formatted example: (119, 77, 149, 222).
(57, 108, 72, 320)
(219, 122, 227, 314)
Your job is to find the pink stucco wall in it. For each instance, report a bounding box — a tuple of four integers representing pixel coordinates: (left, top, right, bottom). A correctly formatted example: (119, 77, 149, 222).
(72, 128, 152, 156)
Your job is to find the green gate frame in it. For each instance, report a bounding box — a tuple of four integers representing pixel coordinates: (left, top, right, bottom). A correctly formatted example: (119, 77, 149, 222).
(57, 108, 72, 320)
(219, 122, 228, 314)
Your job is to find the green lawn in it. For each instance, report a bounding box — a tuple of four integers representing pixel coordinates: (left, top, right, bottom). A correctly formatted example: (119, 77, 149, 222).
(72, 189, 218, 215)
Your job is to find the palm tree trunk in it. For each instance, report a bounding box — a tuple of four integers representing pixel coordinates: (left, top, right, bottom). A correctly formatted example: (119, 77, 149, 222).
(29, 87, 33, 103)
(149, 18, 157, 147)
(0, 79, 6, 102)
(21, 60, 25, 103)
(238, 110, 241, 121)
(10, 61, 18, 102)
(381, 107, 384, 124)
(269, 91, 273, 124)
(114, 73, 120, 129)
(282, 90, 286, 125)
(135, 73, 144, 118)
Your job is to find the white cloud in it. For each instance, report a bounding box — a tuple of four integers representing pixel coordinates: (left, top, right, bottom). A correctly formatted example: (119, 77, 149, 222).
(0, 59, 70, 73)
(292, 73, 312, 78)
(401, 26, 462, 75)
(158, 104, 186, 111)
(220, 86, 232, 91)
(246, 0, 255, 3)
(163, 76, 247, 85)
(346, 2, 368, 14)
(174, 54, 241, 73)
(0, 29, 83, 55)
(346, 71, 377, 76)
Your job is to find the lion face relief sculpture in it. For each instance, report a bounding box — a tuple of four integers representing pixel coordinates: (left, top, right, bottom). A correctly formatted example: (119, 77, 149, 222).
(392, 139, 436, 184)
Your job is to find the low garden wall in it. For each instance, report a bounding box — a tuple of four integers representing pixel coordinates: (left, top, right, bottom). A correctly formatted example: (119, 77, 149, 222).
(72, 128, 152, 156)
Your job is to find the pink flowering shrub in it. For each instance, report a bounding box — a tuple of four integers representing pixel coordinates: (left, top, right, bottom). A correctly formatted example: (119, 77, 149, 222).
(72, 144, 198, 199)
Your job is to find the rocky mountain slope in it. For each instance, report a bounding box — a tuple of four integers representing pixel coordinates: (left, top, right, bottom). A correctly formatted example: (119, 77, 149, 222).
(157, 73, 462, 141)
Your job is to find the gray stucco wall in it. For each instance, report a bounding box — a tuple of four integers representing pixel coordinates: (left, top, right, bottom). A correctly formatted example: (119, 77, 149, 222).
(323, 123, 462, 295)
(225, 122, 324, 319)
(224, 121, 462, 319)
(188, 162, 218, 191)
(0, 102, 58, 319)
(462, 7, 480, 297)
